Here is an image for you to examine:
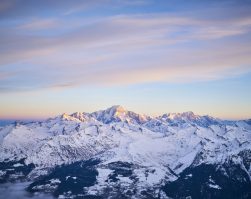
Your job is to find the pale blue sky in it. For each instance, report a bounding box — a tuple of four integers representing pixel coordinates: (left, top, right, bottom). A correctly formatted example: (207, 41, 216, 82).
(0, 0, 251, 119)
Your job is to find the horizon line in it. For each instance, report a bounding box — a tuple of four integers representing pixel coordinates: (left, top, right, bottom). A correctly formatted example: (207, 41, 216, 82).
(0, 105, 250, 121)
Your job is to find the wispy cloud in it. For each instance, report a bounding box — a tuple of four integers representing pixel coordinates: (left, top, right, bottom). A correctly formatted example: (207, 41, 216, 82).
(0, 1, 251, 92)
(0, 0, 151, 19)
(17, 18, 59, 30)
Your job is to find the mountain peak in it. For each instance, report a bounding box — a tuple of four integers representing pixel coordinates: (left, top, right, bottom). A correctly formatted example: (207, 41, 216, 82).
(158, 111, 222, 127)
(61, 113, 71, 119)
(60, 113, 82, 122)
(90, 105, 150, 124)
(70, 112, 90, 122)
(108, 105, 127, 116)
(108, 105, 126, 112)
(161, 111, 196, 120)
(180, 111, 196, 119)
(90, 105, 128, 124)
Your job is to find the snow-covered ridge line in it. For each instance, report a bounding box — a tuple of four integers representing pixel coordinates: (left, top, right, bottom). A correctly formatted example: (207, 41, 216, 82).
(0, 105, 250, 194)
(44, 105, 249, 126)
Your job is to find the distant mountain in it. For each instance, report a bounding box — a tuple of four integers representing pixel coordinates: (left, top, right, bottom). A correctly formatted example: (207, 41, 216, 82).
(0, 106, 250, 199)
(0, 120, 15, 127)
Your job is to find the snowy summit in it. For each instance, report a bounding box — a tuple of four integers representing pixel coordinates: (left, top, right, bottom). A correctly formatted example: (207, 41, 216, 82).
(0, 106, 250, 199)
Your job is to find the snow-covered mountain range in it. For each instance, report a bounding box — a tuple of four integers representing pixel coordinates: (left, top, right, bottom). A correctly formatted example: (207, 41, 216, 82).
(0, 105, 250, 199)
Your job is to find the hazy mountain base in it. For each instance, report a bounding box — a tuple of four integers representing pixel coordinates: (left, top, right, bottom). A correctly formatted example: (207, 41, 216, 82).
(0, 158, 34, 183)
(1, 158, 250, 199)
(0, 181, 54, 199)
(27, 159, 100, 198)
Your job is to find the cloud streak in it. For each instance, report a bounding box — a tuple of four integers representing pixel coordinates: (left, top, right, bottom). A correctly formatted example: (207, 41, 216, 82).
(0, 1, 251, 92)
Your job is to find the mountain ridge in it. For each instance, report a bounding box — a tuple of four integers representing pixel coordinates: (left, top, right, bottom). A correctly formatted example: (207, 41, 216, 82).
(43, 105, 247, 126)
(0, 105, 250, 199)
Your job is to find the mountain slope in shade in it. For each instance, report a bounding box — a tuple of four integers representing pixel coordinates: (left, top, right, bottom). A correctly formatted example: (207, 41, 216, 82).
(0, 106, 250, 199)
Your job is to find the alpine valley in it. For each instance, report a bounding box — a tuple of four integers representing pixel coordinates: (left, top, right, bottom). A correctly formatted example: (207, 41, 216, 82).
(0, 105, 251, 199)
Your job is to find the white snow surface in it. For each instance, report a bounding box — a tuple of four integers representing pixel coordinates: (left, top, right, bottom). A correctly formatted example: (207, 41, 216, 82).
(0, 105, 251, 188)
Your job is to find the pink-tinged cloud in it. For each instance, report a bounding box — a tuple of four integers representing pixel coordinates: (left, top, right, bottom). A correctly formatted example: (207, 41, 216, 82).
(0, 11, 251, 92)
